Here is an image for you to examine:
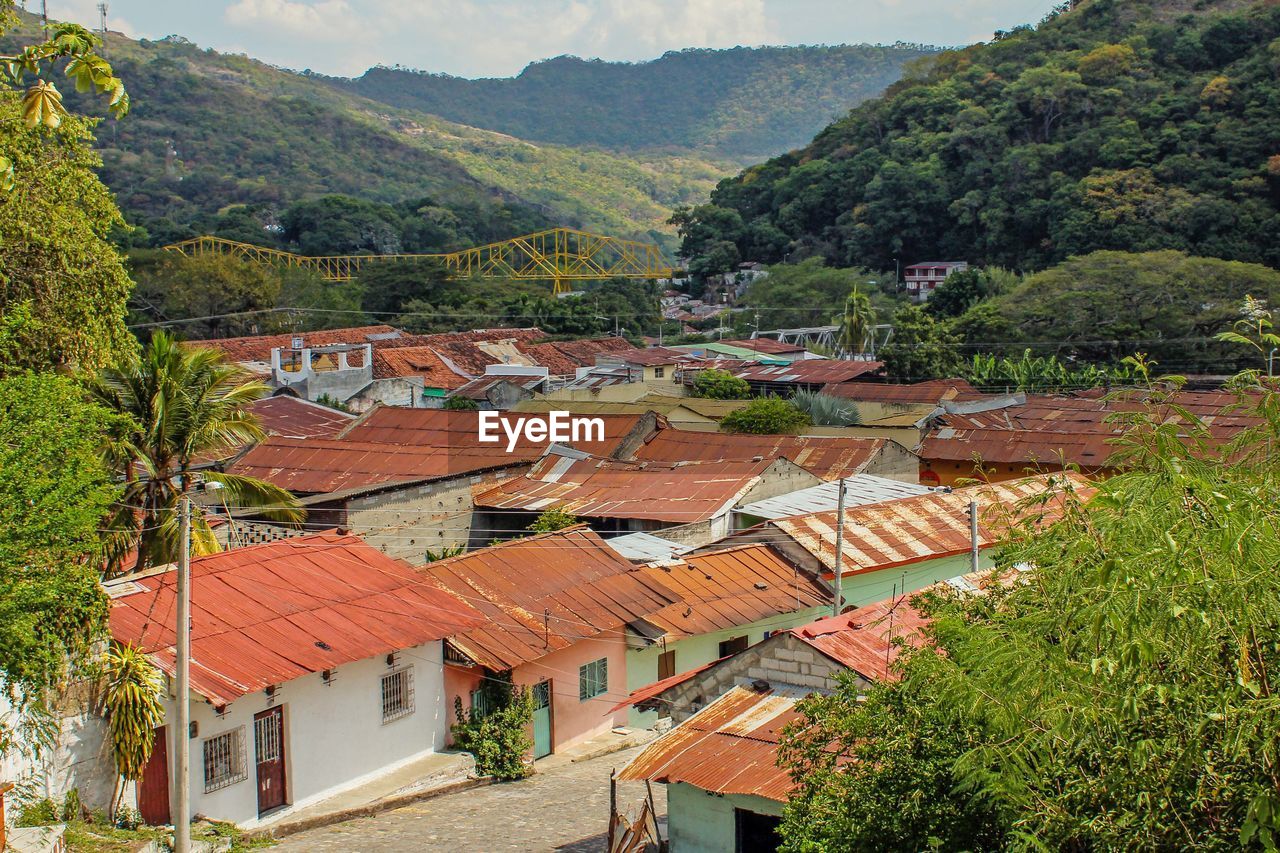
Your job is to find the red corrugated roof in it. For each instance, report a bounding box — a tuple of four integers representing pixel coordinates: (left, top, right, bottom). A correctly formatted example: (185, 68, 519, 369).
(772, 473, 1094, 576)
(791, 596, 931, 681)
(633, 545, 830, 641)
(108, 533, 483, 707)
(734, 359, 883, 385)
(719, 338, 807, 355)
(631, 430, 886, 480)
(820, 378, 980, 405)
(248, 396, 356, 439)
(617, 687, 800, 801)
(473, 453, 776, 523)
(420, 526, 680, 671)
(186, 326, 400, 364)
(340, 408, 644, 458)
(228, 436, 516, 494)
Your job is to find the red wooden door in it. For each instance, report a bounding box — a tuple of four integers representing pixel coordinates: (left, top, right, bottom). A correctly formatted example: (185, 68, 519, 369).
(253, 707, 287, 815)
(137, 726, 170, 826)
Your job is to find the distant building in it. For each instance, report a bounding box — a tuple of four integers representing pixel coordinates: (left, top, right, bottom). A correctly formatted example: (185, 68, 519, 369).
(904, 260, 968, 303)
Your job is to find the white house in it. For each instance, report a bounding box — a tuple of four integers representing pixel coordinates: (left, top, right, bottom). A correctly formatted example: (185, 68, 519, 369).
(107, 533, 481, 828)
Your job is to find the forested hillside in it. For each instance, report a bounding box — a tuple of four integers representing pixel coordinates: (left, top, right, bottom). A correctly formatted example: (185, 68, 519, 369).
(330, 45, 936, 160)
(4, 16, 730, 249)
(676, 0, 1280, 274)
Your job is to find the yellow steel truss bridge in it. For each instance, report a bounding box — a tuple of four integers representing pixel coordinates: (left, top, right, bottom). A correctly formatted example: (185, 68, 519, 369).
(163, 227, 675, 295)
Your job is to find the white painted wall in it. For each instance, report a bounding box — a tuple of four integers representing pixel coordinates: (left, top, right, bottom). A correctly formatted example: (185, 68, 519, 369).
(667, 782, 783, 853)
(1, 692, 117, 812)
(158, 640, 448, 827)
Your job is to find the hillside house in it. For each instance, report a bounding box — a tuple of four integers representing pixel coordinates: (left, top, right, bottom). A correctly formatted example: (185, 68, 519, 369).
(107, 534, 481, 828)
(904, 260, 968, 303)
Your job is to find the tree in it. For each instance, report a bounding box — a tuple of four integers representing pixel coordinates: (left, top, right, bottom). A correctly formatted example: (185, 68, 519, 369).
(90, 332, 304, 572)
(835, 286, 876, 357)
(527, 508, 578, 534)
(128, 251, 281, 339)
(879, 305, 962, 382)
(720, 396, 810, 434)
(0, 90, 134, 370)
(692, 368, 750, 400)
(443, 395, 479, 411)
(741, 259, 889, 332)
(780, 382, 1280, 849)
(0, 373, 117, 761)
(926, 268, 1016, 319)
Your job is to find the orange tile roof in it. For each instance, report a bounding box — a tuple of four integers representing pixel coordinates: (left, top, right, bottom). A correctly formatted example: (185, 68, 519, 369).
(473, 452, 777, 523)
(517, 337, 640, 376)
(186, 326, 401, 364)
(617, 686, 801, 801)
(372, 346, 472, 388)
(772, 473, 1094, 576)
(108, 533, 482, 706)
(633, 544, 830, 640)
(420, 526, 680, 671)
(630, 429, 887, 480)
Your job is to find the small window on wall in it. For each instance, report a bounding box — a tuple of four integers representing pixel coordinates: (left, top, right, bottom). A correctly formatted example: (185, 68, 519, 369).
(470, 687, 495, 719)
(579, 658, 608, 701)
(202, 727, 247, 792)
(653, 367, 666, 378)
(381, 666, 415, 723)
(658, 650, 677, 681)
(719, 636, 748, 658)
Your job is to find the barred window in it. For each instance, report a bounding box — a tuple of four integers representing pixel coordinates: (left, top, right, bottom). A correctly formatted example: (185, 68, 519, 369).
(470, 688, 494, 719)
(202, 727, 247, 792)
(381, 666, 415, 723)
(579, 658, 608, 701)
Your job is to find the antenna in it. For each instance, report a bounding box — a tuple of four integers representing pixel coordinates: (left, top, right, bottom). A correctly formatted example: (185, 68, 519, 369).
(97, 3, 108, 40)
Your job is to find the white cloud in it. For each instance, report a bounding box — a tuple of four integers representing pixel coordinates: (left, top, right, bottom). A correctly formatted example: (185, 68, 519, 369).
(224, 0, 371, 43)
(46, 1, 139, 38)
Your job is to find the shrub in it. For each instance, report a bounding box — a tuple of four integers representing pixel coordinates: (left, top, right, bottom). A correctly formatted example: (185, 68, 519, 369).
(527, 508, 578, 533)
(451, 680, 535, 780)
(443, 395, 479, 410)
(720, 396, 811, 434)
(791, 390, 861, 426)
(692, 368, 750, 399)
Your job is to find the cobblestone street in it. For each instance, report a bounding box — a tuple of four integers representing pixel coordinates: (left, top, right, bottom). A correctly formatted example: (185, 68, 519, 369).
(272, 746, 664, 852)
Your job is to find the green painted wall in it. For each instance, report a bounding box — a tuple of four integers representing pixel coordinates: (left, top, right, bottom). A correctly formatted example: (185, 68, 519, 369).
(626, 553, 992, 727)
(627, 607, 826, 728)
(667, 782, 783, 853)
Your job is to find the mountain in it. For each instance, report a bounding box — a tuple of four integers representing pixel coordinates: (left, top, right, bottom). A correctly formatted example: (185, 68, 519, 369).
(6, 18, 731, 248)
(676, 0, 1280, 273)
(328, 45, 938, 161)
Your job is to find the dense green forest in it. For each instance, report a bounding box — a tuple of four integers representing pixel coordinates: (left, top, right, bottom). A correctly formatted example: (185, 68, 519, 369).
(676, 0, 1280, 273)
(1, 13, 731, 250)
(329, 45, 937, 161)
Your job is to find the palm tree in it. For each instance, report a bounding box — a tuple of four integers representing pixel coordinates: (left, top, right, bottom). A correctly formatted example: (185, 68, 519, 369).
(91, 331, 303, 573)
(836, 287, 877, 359)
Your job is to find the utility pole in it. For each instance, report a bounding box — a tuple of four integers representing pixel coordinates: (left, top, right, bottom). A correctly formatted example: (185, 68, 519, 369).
(175, 495, 192, 853)
(832, 479, 847, 617)
(969, 500, 980, 574)
(40, 0, 47, 27)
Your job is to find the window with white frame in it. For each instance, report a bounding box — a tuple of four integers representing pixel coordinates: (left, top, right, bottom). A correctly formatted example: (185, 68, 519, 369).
(579, 657, 608, 701)
(381, 665, 415, 723)
(202, 727, 247, 792)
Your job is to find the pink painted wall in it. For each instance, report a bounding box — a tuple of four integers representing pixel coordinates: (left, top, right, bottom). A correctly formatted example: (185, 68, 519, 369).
(443, 634, 630, 755)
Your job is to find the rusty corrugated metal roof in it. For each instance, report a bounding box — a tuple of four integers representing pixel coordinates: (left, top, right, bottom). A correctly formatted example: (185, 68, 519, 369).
(630, 429, 886, 480)
(247, 396, 356, 439)
(719, 338, 807, 355)
(632, 545, 830, 641)
(617, 686, 800, 801)
(734, 359, 883, 385)
(340, 408, 643, 457)
(772, 473, 1095, 576)
(372, 346, 473, 388)
(820, 378, 979, 405)
(473, 452, 777, 522)
(108, 533, 483, 707)
(228, 436, 513, 495)
(420, 526, 681, 671)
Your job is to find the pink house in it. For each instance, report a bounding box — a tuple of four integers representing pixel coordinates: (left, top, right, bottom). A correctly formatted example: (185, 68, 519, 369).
(421, 527, 682, 758)
(903, 261, 968, 303)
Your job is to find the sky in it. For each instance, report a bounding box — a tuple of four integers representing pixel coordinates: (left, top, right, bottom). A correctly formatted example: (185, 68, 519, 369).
(42, 0, 1055, 79)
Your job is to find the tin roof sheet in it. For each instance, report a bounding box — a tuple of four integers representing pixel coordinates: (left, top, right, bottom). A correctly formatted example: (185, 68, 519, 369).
(473, 452, 776, 523)
(631, 430, 887, 480)
(734, 359, 883, 385)
(604, 532, 695, 562)
(720, 338, 808, 355)
(108, 533, 483, 707)
(420, 526, 680, 671)
(617, 687, 800, 801)
(737, 474, 935, 520)
(633, 545, 830, 641)
(819, 378, 980, 405)
(228, 436, 512, 494)
(772, 473, 1095, 575)
(339, 408, 643, 457)
(247, 395, 356, 439)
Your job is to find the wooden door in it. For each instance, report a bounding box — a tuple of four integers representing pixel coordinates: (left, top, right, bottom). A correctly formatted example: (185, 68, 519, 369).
(137, 726, 170, 826)
(531, 679, 553, 759)
(253, 707, 287, 815)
